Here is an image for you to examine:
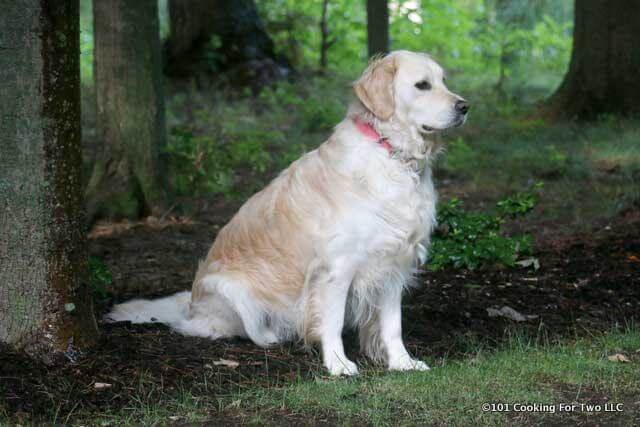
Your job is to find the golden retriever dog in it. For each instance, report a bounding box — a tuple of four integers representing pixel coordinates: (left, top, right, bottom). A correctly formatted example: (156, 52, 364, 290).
(108, 50, 469, 376)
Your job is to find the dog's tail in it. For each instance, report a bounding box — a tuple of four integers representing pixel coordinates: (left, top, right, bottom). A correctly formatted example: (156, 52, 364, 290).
(105, 291, 191, 330)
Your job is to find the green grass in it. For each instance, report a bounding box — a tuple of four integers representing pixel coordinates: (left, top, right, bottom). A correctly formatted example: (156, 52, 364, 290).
(46, 328, 639, 426)
(238, 328, 640, 425)
(57, 390, 210, 426)
(438, 113, 640, 228)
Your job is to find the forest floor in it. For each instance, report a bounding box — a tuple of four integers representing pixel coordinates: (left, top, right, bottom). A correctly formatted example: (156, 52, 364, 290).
(1, 196, 639, 425)
(3, 83, 640, 424)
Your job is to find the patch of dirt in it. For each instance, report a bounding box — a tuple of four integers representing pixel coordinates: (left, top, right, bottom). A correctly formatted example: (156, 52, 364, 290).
(1, 207, 639, 424)
(404, 209, 640, 360)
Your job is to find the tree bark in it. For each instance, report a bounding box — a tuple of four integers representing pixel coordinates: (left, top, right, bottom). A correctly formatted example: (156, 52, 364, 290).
(0, 0, 98, 362)
(164, 0, 216, 76)
(547, 0, 640, 119)
(87, 0, 168, 221)
(212, 0, 280, 67)
(165, 0, 290, 83)
(366, 0, 389, 57)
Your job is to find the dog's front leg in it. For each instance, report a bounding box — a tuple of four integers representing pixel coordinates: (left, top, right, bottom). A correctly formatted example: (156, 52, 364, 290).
(306, 259, 359, 376)
(379, 287, 430, 371)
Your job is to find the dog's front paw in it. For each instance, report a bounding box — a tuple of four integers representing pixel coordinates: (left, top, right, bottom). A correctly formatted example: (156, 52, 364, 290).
(325, 356, 359, 376)
(388, 356, 430, 372)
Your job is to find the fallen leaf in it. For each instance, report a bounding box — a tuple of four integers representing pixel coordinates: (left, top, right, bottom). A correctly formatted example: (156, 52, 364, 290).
(212, 359, 239, 369)
(93, 382, 112, 390)
(516, 257, 540, 270)
(487, 306, 539, 322)
(607, 354, 631, 363)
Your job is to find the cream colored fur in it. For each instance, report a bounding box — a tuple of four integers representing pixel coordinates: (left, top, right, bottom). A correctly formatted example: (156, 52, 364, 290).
(107, 51, 468, 376)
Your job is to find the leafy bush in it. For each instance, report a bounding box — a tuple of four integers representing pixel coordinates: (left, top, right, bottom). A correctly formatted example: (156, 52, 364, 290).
(257, 77, 347, 133)
(496, 182, 543, 217)
(165, 78, 349, 201)
(166, 124, 285, 199)
(428, 185, 542, 271)
(88, 256, 112, 301)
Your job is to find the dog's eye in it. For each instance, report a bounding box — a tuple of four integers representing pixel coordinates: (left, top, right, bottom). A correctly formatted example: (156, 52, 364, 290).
(415, 80, 431, 90)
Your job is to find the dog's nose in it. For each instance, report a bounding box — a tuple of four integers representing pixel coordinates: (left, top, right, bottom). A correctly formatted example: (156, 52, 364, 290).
(455, 100, 469, 115)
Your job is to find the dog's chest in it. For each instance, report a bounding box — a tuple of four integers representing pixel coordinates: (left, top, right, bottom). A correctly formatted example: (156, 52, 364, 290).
(345, 165, 437, 267)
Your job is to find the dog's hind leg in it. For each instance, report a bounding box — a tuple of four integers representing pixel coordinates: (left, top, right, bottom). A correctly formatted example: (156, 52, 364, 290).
(199, 274, 280, 347)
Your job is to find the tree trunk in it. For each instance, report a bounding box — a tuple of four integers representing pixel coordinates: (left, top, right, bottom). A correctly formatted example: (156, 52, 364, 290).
(547, 0, 640, 119)
(366, 0, 389, 57)
(165, 0, 215, 77)
(0, 0, 98, 362)
(494, 0, 530, 97)
(212, 0, 279, 66)
(165, 0, 289, 84)
(87, 0, 168, 221)
(319, 0, 333, 73)
(494, 0, 512, 97)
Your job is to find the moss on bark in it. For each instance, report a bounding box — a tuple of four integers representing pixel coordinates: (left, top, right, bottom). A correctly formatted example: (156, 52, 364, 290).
(0, 0, 98, 363)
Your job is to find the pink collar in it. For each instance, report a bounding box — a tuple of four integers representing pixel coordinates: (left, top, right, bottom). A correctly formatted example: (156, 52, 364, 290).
(352, 118, 393, 154)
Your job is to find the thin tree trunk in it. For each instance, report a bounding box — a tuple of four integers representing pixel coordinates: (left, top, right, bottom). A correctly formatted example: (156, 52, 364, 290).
(0, 0, 98, 362)
(547, 0, 640, 119)
(494, 0, 520, 97)
(87, 0, 168, 221)
(319, 0, 332, 72)
(366, 0, 389, 57)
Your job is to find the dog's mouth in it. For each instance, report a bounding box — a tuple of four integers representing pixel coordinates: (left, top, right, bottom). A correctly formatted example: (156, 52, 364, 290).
(420, 124, 449, 134)
(453, 114, 467, 127)
(420, 124, 447, 134)
(421, 116, 466, 134)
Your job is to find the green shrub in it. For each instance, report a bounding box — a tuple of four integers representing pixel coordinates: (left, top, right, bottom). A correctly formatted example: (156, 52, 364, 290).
(166, 124, 284, 199)
(496, 182, 543, 217)
(428, 185, 542, 271)
(165, 78, 349, 201)
(165, 127, 235, 197)
(88, 256, 112, 301)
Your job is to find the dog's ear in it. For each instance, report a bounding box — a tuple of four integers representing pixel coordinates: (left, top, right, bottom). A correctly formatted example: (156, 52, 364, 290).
(353, 55, 397, 121)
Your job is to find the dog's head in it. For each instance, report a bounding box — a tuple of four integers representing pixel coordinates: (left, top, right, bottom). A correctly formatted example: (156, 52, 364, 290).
(354, 51, 468, 135)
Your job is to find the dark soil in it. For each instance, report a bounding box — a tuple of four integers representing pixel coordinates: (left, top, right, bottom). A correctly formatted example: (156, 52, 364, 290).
(1, 204, 639, 425)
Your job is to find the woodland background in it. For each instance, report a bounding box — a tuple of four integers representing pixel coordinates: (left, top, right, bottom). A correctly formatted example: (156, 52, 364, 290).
(1, 0, 639, 424)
